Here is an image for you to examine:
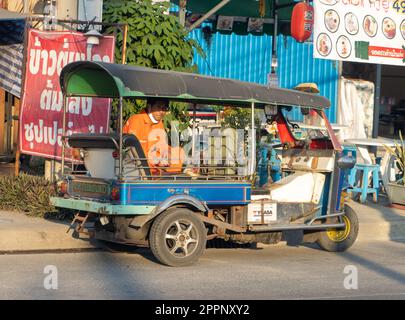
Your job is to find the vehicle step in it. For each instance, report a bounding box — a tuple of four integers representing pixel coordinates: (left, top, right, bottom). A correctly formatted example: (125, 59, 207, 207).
(66, 212, 94, 237)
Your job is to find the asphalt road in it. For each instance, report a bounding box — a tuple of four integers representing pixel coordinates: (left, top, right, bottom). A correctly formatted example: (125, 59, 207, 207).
(1, 240, 404, 300)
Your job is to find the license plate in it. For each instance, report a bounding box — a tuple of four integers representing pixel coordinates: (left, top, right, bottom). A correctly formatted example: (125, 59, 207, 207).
(72, 182, 109, 195)
(248, 201, 277, 223)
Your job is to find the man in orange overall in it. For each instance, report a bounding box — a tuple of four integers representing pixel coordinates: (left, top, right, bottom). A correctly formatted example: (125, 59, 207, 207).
(123, 99, 185, 175)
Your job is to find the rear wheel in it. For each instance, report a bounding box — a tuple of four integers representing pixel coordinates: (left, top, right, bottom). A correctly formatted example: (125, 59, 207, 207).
(149, 208, 207, 267)
(316, 204, 359, 252)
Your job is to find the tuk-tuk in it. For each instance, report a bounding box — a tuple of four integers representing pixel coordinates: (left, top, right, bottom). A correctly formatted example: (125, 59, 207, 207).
(50, 61, 358, 267)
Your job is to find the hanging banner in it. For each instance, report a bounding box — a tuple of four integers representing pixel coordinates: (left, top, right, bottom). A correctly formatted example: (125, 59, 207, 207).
(314, 0, 405, 65)
(19, 29, 115, 160)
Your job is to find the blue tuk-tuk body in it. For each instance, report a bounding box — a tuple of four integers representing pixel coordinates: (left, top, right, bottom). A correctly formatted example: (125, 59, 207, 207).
(50, 61, 359, 267)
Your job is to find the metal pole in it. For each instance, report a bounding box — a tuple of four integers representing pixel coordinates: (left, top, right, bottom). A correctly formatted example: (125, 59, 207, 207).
(192, 104, 196, 163)
(336, 60, 342, 123)
(251, 102, 256, 177)
(61, 95, 67, 176)
(179, 0, 187, 27)
(23, 0, 29, 13)
(271, 0, 279, 74)
(119, 97, 123, 179)
(14, 18, 30, 176)
(372, 64, 381, 139)
(121, 24, 128, 64)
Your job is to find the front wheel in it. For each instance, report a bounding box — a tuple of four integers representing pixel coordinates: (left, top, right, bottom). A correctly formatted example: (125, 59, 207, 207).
(149, 208, 207, 267)
(316, 204, 359, 252)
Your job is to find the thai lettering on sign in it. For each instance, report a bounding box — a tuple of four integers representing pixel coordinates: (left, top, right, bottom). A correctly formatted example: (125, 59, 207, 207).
(19, 29, 115, 159)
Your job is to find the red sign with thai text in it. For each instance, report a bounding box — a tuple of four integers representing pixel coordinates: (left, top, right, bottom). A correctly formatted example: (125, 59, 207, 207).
(19, 29, 115, 160)
(368, 46, 405, 59)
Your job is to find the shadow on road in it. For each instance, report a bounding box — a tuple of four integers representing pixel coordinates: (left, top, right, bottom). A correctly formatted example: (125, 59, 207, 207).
(339, 250, 405, 285)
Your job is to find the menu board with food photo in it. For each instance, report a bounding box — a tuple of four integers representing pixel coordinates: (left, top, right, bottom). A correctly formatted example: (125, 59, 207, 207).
(314, 0, 405, 66)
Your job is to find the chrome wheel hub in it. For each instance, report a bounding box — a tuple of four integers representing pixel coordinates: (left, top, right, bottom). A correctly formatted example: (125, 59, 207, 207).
(165, 220, 198, 258)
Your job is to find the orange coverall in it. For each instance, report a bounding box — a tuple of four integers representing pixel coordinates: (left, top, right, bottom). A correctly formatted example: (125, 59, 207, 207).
(123, 110, 184, 174)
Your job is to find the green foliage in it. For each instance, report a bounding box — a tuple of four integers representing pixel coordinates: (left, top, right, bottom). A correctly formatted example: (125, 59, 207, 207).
(110, 98, 146, 128)
(222, 107, 253, 129)
(0, 174, 57, 217)
(222, 107, 262, 130)
(164, 102, 190, 132)
(104, 0, 204, 130)
(384, 131, 405, 185)
(104, 0, 203, 70)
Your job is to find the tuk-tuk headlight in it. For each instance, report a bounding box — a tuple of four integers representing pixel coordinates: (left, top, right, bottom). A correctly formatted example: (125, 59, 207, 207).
(111, 187, 120, 201)
(57, 180, 68, 195)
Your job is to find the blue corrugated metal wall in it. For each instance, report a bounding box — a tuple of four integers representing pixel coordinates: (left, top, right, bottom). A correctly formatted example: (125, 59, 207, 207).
(189, 31, 272, 85)
(189, 30, 339, 122)
(277, 36, 339, 122)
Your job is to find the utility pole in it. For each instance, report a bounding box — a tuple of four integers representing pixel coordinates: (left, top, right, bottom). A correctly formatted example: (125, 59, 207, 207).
(23, 0, 29, 13)
(372, 64, 381, 139)
(179, 0, 187, 26)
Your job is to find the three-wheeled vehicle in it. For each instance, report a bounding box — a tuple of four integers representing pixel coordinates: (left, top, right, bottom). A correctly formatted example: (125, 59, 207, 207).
(51, 61, 358, 266)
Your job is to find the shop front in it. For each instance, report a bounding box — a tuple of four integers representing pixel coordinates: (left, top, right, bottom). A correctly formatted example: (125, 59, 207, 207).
(0, 8, 26, 162)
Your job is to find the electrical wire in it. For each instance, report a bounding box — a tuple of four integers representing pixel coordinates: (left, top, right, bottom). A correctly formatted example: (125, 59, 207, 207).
(194, 28, 214, 76)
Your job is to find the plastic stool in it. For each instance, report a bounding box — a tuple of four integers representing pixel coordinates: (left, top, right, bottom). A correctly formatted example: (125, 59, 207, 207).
(257, 147, 269, 187)
(269, 148, 281, 182)
(341, 145, 358, 190)
(347, 163, 380, 203)
(342, 145, 357, 159)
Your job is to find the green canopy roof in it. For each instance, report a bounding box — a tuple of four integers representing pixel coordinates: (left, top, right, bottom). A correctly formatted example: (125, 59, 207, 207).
(60, 61, 330, 109)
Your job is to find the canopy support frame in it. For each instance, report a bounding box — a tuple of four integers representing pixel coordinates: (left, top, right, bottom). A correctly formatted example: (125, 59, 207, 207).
(118, 97, 124, 180)
(61, 95, 68, 176)
(250, 101, 256, 177)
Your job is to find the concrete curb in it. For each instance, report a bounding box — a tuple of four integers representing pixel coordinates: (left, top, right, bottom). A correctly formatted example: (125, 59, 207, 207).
(350, 200, 405, 242)
(0, 211, 98, 252)
(0, 229, 97, 252)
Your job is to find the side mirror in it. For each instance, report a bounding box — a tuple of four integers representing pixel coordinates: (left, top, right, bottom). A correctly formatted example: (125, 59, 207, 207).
(301, 108, 310, 116)
(337, 155, 356, 170)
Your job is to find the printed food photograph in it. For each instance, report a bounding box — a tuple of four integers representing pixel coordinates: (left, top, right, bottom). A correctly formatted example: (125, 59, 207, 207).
(247, 18, 264, 33)
(217, 16, 234, 31)
(345, 12, 359, 35)
(382, 17, 396, 39)
(363, 15, 378, 37)
(324, 9, 340, 33)
(319, 0, 338, 5)
(401, 19, 405, 39)
(317, 33, 332, 56)
(336, 35, 352, 58)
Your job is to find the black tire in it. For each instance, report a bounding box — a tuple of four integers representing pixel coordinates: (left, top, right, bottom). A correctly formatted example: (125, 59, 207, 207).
(316, 204, 359, 252)
(149, 208, 207, 267)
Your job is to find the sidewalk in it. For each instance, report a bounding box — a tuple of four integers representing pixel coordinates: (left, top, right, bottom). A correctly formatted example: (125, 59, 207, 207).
(349, 197, 405, 242)
(0, 210, 97, 252)
(0, 199, 404, 253)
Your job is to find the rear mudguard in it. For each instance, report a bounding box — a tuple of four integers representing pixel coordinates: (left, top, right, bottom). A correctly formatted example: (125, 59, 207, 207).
(128, 194, 208, 229)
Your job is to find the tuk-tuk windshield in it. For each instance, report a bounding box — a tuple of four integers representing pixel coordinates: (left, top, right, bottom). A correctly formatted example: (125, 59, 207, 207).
(285, 108, 331, 140)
